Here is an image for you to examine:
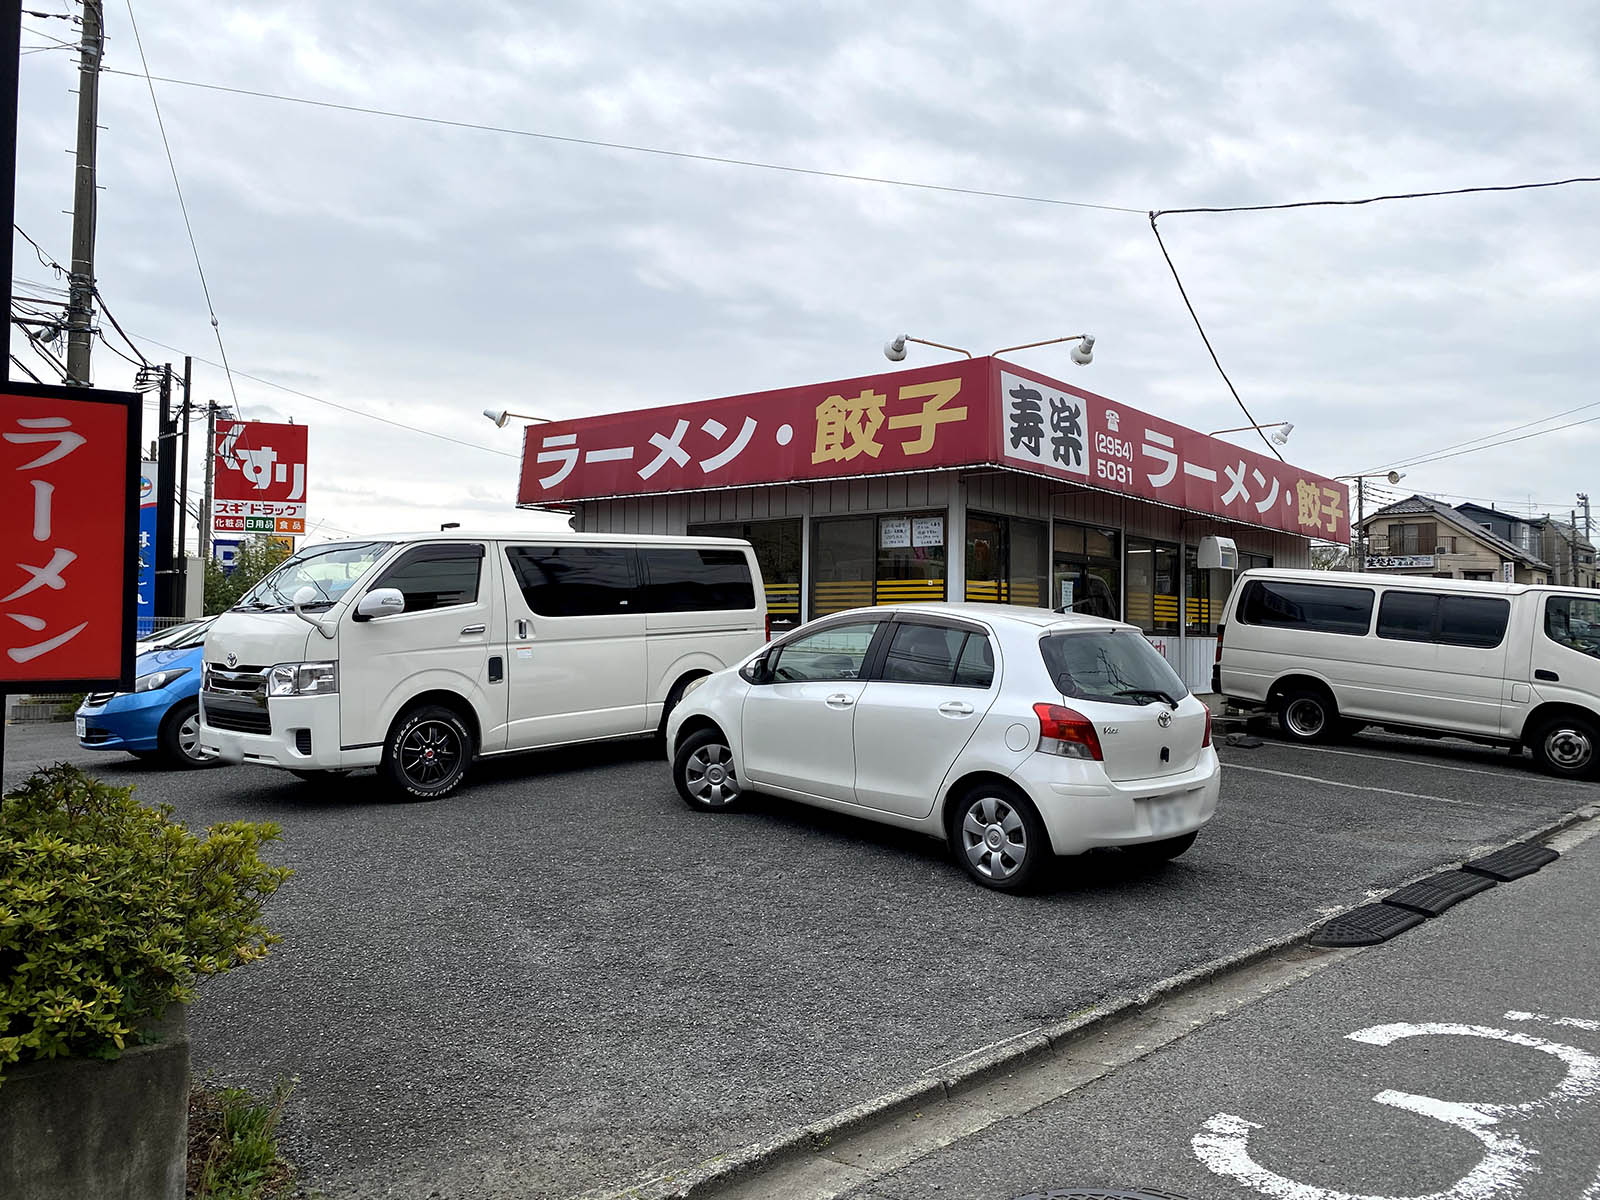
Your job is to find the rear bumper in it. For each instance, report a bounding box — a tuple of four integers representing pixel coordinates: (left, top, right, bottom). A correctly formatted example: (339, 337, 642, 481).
(198, 693, 364, 770)
(1011, 748, 1221, 856)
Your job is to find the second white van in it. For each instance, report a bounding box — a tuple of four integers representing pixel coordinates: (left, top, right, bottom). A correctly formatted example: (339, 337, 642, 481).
(198, 531, 768, 798)
(1215, 568, 1600, 779)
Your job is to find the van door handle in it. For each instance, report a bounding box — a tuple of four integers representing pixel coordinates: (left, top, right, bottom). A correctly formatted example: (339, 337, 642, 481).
(825, 693, 856, 709)
(461, 624, 487, 636)
(516, 619, 529, 639)
(938, 700, 974, 716)
(1535, 669, 1559, 682)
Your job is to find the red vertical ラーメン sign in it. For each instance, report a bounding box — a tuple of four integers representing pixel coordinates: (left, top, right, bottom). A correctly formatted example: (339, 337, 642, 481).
(0, 384, 142, 689)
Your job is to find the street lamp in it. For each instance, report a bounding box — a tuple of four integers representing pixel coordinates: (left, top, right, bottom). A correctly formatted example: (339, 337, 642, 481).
(884, 332, 1096, 366)
(1335, 470, 1407, 571)
(1210, 420, 1294, 446)
(483, 408, 549, 428)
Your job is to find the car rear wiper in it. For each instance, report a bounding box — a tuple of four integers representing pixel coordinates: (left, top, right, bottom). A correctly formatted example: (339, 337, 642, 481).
(1116, 688, 1180, 709)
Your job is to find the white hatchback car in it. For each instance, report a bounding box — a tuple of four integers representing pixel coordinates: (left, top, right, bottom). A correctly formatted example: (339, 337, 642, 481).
(665, 603, 1220, 891)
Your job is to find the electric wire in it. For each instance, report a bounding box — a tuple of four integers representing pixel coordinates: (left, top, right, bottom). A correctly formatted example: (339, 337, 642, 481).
(121, 0, 243, 417)
(1363, 395, 1600, 476)
(1148, 212, 1282, 460)
(1153, 177, 1600, 218)
(98, 68, 1145, 215)
(9, 353, 43, 383)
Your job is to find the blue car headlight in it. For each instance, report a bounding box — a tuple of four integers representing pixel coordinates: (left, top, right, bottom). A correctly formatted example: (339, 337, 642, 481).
(134, 667, 190, 693)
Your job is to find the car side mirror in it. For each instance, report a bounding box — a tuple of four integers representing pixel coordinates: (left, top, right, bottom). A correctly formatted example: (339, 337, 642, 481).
(354, 587, 406, 622)
(740, 653, 770, 684)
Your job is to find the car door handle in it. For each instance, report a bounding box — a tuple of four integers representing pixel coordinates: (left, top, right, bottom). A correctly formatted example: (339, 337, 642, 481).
(460, 624, 487, 636)
(516, 619, 529, 639)
(938, 700, 975, 716)
(825, 693, 856, 709)
(1535, 669, 1559, 681)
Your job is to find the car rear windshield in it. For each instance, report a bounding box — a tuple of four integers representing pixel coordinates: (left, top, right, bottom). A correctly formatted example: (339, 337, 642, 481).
(1039, 629, 1188, 706)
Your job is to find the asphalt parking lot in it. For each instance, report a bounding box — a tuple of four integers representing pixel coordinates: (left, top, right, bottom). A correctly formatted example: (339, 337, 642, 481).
(4, 721, 1596, 1200)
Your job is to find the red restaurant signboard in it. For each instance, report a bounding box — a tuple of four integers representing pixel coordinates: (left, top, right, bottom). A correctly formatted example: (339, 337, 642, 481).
(0, 382, 141, 690)
(516, 357, 1349, 543)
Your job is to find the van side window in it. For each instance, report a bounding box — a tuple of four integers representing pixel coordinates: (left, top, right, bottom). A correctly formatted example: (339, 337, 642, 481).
(370, 544, 484, 613)
(506, 546, 636, 617)
(1544, 595, 1600, 659)
(1438, 596, 1510, 648)
(1237, 580, 1373, 635)
(1376, 592, 1436, 642)
(638, 548, 755, 612)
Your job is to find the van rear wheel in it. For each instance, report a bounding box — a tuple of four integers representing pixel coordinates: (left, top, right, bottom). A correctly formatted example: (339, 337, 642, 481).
(1531, 714, 1600, 780)
(1277, 687, 1337, 744)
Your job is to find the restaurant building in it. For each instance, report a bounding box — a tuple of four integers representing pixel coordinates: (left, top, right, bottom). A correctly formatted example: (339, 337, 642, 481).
(516, 356, 1349, 691)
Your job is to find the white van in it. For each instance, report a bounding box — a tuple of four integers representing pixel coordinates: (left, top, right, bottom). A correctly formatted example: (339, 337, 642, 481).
(198, 531, 768, 798)
(1215, 568, 1600, 779)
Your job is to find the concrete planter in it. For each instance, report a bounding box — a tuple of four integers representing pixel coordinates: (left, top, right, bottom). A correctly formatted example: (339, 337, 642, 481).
(0, 1006, 189, 1200)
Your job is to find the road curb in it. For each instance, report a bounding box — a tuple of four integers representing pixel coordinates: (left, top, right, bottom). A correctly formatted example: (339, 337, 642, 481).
(597, 800, 1600, 1200)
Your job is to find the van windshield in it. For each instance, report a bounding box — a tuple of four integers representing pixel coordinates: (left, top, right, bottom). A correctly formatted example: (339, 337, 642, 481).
(1039, 629, 1187, 706)
(233, 541, 395, 612)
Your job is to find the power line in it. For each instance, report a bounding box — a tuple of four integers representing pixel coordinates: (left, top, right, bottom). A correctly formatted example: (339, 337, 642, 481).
(97, 68, 1147, 216)
(1147, 213, 1282, 461)
(1365, 394, 1600, 475)
(1391, 411, 1600, 471)
(127, 330, 519, 460)
(9, 353, 43, 383)
(1153, 176, 1600, 219)
(121, 0, 243, 417)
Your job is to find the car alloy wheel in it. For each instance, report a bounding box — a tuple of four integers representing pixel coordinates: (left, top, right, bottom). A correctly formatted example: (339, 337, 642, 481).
(961, 793, 1029, 881)
(399, 720, 463, 788)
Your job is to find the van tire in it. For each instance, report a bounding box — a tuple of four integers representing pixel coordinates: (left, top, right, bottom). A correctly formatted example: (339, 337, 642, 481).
(380, 704, 473, 800)
(673, 727, 743, 811)
(1530, 713, 1600, 780)
(1277, 687, 1337, 744)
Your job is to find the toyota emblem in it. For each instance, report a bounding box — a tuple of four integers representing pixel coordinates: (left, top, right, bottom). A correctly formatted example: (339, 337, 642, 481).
(1157, 710, 1173, 728)
(225, 652, 237, 668)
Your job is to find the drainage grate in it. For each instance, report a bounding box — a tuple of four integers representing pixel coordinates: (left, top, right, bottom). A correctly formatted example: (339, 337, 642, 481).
(1309, 903, 1425, 948)
(1463, 841, 1560, 882)
(1012, 1191, 1189, 1200)
(1383, 870, 1497, 917)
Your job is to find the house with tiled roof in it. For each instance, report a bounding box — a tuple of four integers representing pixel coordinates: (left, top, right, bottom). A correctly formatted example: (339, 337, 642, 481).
(1356, 495, 1551, 583)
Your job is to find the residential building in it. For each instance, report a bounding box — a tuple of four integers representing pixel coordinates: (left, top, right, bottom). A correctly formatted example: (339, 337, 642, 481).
(1454, 502, 1596, 588)
(1356, 495, 1549, 583)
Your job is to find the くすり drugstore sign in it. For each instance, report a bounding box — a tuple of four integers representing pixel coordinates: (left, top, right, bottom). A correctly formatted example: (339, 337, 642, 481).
(516, 357, 1348, 542)
(0, 383, 141, 690)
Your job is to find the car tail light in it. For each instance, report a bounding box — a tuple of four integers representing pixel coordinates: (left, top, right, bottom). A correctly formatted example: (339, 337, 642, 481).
(1033, 703, 1103, 761)
(765, 612, 772, 641)
(1215, 624, 1225, 662)
(1202, 706, 1213, 747)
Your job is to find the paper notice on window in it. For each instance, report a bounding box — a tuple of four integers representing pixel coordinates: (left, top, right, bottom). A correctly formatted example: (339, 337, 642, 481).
(1059, 579, 1074, 610)
(912, 516, 944, 547)
(880, 518, 911, 549)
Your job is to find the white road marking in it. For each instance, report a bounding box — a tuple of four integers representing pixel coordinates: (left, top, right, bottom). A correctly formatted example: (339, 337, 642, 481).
(1222, 762, 1469, 805)
(1504, 1010, 1600, 1032)
(1236, 740, 1562, 783)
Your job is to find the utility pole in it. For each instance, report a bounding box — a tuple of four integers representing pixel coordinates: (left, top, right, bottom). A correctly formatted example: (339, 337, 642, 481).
(177, 357, 191, 569)
(1579, 492, 1592, 543)
(200, 401, 216, 557)
(1356, 477, 1365, 571)
(155, 364, 176, 616)
(64, 0, 104, 386)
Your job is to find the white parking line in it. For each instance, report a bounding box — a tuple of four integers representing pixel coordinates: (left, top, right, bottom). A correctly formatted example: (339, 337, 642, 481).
(1250, 740, 1561, 783)
(1222, 762, 1471, 805)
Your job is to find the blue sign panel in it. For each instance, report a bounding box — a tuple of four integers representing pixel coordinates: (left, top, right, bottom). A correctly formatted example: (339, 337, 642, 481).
(137, 462, 157, 636)
(212, 537, 242, 576)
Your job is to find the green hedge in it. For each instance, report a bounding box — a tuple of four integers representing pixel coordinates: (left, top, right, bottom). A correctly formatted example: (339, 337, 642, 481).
(0, 765, 292, 1084)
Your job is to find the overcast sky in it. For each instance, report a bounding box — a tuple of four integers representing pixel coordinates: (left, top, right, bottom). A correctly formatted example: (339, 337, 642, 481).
(11, 0, 1600, 544)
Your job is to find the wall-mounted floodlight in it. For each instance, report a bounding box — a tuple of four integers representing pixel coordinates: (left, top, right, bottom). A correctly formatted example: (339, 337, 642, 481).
(483, 408, 549, 428)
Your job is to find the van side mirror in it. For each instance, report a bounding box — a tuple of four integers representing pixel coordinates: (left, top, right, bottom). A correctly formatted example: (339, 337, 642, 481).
(354, 587, 406, 621)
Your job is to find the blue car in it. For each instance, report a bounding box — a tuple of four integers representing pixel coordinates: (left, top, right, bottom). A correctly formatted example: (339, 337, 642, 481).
(76, 617, 216, 768)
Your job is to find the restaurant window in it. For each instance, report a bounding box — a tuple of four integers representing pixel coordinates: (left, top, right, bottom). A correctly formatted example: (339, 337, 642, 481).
(965, 513, 1047, 607)
(1051, 521, 1119, 618)
(689, 518, 803, 631)
(1183, 545, 1216, 635)
(1126, 538, 1180, 635)
(810, 512, 947, 616)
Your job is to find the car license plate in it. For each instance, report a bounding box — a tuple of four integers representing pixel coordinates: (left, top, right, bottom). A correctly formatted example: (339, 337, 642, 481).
(1142, 795, 1189, 836)
(75, 716, 87, 739)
